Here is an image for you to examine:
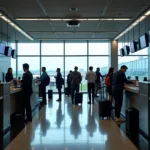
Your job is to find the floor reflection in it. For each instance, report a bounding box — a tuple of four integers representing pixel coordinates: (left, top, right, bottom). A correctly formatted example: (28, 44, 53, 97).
(5, 94, 138, 150)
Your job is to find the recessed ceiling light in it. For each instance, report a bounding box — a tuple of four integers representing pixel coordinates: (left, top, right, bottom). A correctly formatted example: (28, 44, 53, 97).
(69, 8, 78, 11)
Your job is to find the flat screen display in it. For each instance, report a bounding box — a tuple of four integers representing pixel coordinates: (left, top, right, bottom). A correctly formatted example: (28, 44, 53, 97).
(130, 41, 136, 53)
(120, 48, 125, 57)
(124, 45, 130, 56)
(0, 43, 6, 55)
(140, 33, 149, 49)
(5, 46, 12, 57)
(11, 50, 16, 58)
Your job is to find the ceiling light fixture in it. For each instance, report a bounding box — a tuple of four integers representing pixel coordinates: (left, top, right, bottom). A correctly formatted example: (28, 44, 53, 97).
(114, 9, 150, 40)
(69, 8, 78, 11)
(0, 12, 34, 40)
(16, 17, 131, 21)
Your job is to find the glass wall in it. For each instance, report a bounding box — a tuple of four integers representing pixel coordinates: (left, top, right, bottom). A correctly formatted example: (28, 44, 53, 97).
(17, 41, 110, 92)
(118, 45, 148, 81)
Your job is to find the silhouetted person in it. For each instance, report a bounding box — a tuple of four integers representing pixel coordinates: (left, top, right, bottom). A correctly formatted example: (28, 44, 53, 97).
(95, 67, 105, 97)
(40, 67, 48, 105)
(112, 65, 134, 122)
(21, 63, 33, 123)
(70, 66, 82, 104)
(5, 67, 13, 82)
(55, 68, 62, 102)
(86, 66, 97, 104)
(67, 70, 72, 96)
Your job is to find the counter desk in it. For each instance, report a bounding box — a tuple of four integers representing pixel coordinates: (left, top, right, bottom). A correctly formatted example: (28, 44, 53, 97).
(0, 82, 39, 134)
(122, 82, 150, 139)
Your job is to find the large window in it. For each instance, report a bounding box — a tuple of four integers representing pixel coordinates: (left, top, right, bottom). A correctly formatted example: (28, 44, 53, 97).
(89, 57, 109, 75)
(17, 57, 40, 79)
(42, 57, 64, 92)
(42, 43, 64, 55)
(18, 43, 40, 55)
(65, 42, 87, 55)
(89, 41, 109, 55)
(17, 41, 110, 93)
(65, 57, 87, 92)
(118, 46, 148, 81)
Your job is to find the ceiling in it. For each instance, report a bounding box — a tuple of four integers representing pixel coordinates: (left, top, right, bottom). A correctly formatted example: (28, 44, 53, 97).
(0, 0, 150, 41)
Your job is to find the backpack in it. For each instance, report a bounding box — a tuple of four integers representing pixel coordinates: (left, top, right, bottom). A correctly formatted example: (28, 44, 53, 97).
(105, 75, 111, 86)
(43, 75, 50, 86)
(72, 72, 80, 84)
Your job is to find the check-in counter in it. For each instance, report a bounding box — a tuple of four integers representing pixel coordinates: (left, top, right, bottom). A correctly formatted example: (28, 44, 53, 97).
(0, 82, 39, 134)
(122, 82, 150, 139)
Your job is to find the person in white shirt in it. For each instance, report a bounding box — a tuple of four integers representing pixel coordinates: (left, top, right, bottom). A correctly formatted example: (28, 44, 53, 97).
(86, 66, 97, 104)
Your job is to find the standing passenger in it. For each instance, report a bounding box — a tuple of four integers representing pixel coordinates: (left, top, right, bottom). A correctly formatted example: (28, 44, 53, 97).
(55, 68, 62, 102)
(21, 63, 33, 123)
(95, 67, 105, 97)
(86, 66, 97, 104)
(112, 65, 134, 122)
(67, 70, 72, 97)
(70, 67, 82, 104)
(105, 67, 114, 103)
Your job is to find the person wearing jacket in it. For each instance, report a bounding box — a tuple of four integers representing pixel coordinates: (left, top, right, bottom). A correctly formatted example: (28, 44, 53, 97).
(112, 65, 135, 122)
(5, 68, 13, 82)
(95, 67, 105, 97)
(70, 66, 82, 104)
(55, 68, 62, 102)
(86, 66, 97, 104)
(21, 63, 33, 123)
(40, 67, 48, 105)
(67, 70, 72, 97)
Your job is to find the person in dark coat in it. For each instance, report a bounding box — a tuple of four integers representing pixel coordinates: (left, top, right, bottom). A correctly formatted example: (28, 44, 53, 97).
(21, 63, 33, 123)
(112, 65, 135, 122)
(67, 70, 72, 97)
(55, 68, 62, 102)
(5, 68, 13, 82)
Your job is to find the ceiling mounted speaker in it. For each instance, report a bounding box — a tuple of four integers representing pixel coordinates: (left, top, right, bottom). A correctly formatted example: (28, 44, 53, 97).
(67, 20, 80, 27)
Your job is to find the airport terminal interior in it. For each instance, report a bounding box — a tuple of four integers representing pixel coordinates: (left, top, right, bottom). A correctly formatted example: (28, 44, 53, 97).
(0, 0, 150, 150)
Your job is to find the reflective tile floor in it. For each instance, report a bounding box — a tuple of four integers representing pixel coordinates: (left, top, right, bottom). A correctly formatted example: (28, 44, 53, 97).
(4, 94, 138, 150)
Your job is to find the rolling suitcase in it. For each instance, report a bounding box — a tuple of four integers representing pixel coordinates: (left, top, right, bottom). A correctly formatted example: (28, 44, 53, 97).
(65, 87, 69, 96)
(48, 84, 53, 99)
(74, 84, 83, 105)
(99, 100, 111, 119)
(48, 90, 53, 99)
(126, 107, 139, 137)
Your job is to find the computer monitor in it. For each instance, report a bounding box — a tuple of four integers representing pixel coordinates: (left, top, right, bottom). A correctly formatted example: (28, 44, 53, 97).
(140, 33, 149, 49)
(11, 50, 16, 58)
(0, 43, 6, 55)
(120, 48, 125, 57)
(4, 46, 12, 57)
(124, 45, 130, 56)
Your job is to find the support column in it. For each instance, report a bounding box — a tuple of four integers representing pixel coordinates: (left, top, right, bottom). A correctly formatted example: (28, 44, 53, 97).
(109, 40, 118, 72)
(148, 45, 150, 79)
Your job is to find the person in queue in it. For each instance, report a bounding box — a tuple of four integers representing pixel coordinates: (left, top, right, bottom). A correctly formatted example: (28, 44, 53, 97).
(55, 68, 63, 102)
(95, 67, 105, 97)
(21, 63, 33, 123)
(40, 67, 48, 105)
(105, 67, 114, 104)
(5, 67, 13, 82)
(67, 70, 72, 97)
(86, 66, 97, 104)
(70, 66, 82, 104)
(112, 65, 135, 122)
